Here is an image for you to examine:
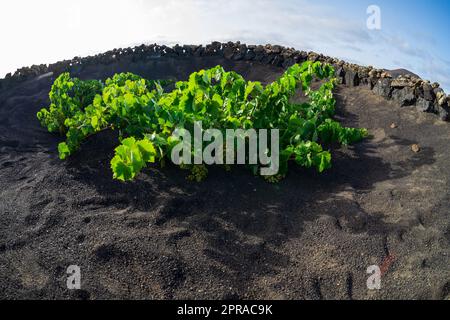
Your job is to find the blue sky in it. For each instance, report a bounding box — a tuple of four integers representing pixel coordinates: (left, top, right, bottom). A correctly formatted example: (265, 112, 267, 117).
(0, 0, 449, 91)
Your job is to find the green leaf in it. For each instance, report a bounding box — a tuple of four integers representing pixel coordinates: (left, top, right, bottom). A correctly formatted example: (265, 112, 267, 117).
(318, 152, 331, 172)
(111, 156, 134, 181)
(91, 115, 99, 129)
(58, 142, 70, 160)
(245, 82, 256, 100)
(137, 139, 156, 163)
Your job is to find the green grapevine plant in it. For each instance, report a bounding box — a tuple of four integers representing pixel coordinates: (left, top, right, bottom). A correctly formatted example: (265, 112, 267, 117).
(37, 61, 368, 181)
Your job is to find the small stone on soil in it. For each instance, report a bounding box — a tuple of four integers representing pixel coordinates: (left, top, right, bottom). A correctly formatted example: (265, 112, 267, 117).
(411, 144, 421, 153)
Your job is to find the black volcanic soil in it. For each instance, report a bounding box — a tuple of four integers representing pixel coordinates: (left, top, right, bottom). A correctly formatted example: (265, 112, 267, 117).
(0, 56, 449, 300)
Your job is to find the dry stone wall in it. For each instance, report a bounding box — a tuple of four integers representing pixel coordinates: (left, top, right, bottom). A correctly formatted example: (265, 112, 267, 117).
(1, 41, 449, 121)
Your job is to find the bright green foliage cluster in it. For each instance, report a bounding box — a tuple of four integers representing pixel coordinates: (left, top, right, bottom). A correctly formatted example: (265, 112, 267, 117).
(37, 61, 367, 182)
(37, 73, 104, 134)
(110, 137, 157, 181)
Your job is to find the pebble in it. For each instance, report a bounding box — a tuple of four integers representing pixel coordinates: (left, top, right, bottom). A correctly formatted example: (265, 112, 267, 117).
(411, 144, 421, 153)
